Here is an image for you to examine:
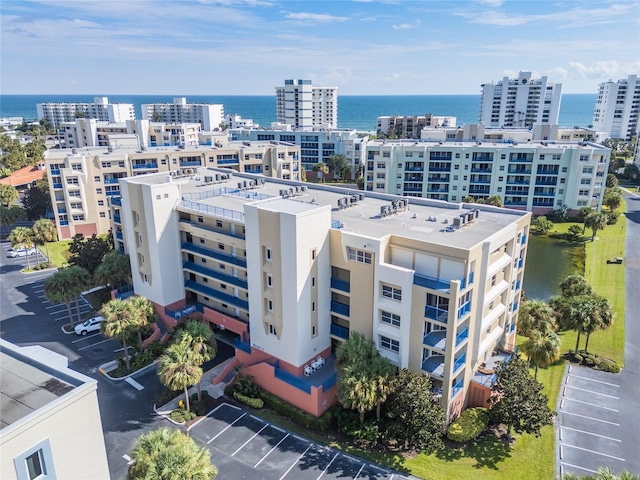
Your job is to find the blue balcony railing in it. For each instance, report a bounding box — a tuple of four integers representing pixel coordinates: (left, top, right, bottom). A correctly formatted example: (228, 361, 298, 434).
(217, 159, 238, 165)
(164, 303, 198, 320)
(424, 306, 449, 323)
(518, 258, 523, 269)
(180, 160, 201, 167)
(453, 353, 467, 373)
(512, 301, 519, 312)
(183, 261, 248, 289)
(537, 168, 559, 175)
(405, 166, 424, 171)
(181, 242, 247, 268)
(330, 277, 350, 293)
(451, 378, 464, 398)
(106, 190, 120, 196)
(428, 166, 451, 172)
(455, 328, 469, 346)
(115, 285, 134, 300)
(521, 234, 527, 245)
(457, 301, 471, 320)
(113, 213, 121, 224)
(515, 280, 521, 291)
(57, 207, 67, 214)
(50, 169, 60, 175)
(104, 178, 120, 184)
(468, 271, 474, 285)
(330, 301, 350, 317)
(421, 355, 445, 377)
(244, 168, 262, 174)
(423, 331, 446, 350)
(111, 197, 122, 206)
(115, 230, 123, 240)
(321, 372, 338, 392)
(184, 280, 249, 310)
(53, 183, 63, 189)
(133, 163, 158, 169)
(414, 273, 449, 291)
(234, 337, 252, 354)
(330, 323, 349, 339)
(274, 367, 311, 393)
(179, 219, 245, 240)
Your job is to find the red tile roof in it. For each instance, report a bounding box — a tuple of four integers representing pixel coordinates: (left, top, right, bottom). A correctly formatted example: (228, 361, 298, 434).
(0, 164, 45, 188)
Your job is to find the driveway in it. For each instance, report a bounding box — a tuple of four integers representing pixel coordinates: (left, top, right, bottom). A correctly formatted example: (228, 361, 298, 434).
(555, 189, 640, 477)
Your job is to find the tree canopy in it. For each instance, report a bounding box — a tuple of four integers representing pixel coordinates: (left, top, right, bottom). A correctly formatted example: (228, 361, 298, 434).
(69, 233, 113, 274)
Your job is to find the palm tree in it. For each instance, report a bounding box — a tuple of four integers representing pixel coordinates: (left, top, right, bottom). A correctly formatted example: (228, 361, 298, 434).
(521, 329, 561, 378)
(32, 218, 57, 265)
(337, 363, 378, 424)
(517, 299, 557, 337)
(127, 295, 155, 349)
(583, 295, 614, 353)
(8, 226, 36, 270)
(335, 331, 379, 371)
(312, 162, 329, 182)
(371, 356, 395, 420)
(174, 321, 217, 401)
(585, 212, 608, 241)
(577, 206, 593, 234)
(559, 274, 593, 298)
(158, 341, 203, 412)
(101, 298, 137, 371)
(127, 427, 218, 480)
(65, 265, 90, 323)
(44, 269, 77, 328)
(94, 251, 132, 290)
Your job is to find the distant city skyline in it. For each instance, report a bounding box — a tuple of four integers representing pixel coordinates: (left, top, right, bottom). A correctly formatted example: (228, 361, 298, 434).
(1, 0, 638, 95)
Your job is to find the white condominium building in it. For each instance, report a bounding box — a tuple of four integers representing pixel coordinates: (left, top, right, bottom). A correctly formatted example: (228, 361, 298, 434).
(36, 97, 135, 127)
(377, 114, 457, 139)
(0, 339, 109, 480)
(115, 170, 530, 421)
(592, 75, 640, 140)
(141, 97, 225, 132)
(44, 141, 301, 240)
(276, 79, 338, 130)
(363, 139, 609, 214)
(479, 72, 562, 128)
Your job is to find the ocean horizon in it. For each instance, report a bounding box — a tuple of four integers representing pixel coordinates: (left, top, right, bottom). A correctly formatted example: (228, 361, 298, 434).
(0, 94, 597, 132)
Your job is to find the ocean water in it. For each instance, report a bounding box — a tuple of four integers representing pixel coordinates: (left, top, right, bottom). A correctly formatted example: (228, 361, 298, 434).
(0, 94, 596, 131)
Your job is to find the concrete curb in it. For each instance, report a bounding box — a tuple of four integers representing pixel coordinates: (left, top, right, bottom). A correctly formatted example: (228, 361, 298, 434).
(98, 358, 158, 381)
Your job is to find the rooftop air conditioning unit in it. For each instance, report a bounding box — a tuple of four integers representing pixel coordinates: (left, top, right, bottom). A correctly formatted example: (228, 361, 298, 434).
(453, 217, 462, 228)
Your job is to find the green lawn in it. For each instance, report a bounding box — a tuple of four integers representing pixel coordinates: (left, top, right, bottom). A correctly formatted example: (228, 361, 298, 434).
(43, 239, 72, 267)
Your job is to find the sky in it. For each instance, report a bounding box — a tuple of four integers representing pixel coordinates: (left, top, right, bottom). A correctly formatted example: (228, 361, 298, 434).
(1, 0, 639, 95)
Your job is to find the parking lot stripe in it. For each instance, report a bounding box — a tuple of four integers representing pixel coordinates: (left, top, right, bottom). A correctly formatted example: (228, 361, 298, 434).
(564, 385, 619, 399)
(125, 377, 144, 391)
(78, 338, 113, 351)
(318, 452, 340, 480)
(249, 414, 263, 422)
(354, 462, 366, 479)
(207, 413, 246, 444)
(561, 443, 625, 461)
(72, 333, 102, 343)
(231, 423, 269, 457)
(560, 426, 621, 442)
(270, 424, 285, 433)
(567, 372, 619, 387)
(559, 462, 599, 475)
(254, 433, 290, 468)
(278, 443, 312, 480)
(563, 397, 619, 412)
(225, 403, 242, 410)
(560, 411, 619, 425)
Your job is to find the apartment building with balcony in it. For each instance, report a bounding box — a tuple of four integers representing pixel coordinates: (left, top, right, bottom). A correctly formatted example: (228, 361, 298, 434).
(592, 75, 640, 140)
(363, 139, 610, 215)
(377, 114, 457, 138)
(479, 71, 562, 128)
(0, 339, 109, 480)
(36, 96, 135, 127)
(115, 170, 530, 422)
(230, 128, 368, 178)
(141, 97, 224, 132)
(276, 79, 338, 130)
(44, 141, 301, 240)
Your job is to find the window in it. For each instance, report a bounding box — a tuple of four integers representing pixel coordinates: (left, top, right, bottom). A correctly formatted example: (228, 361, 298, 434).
(265, 248, 272, 261)
(198, 216, 203, 223)
(201, 257, 207, 263)
(268, 323, 276, 335)
(199, 238, 205, 244)
(312, 277, 316, 287)
(15, 439, 56, 480)
(499, 165, 505, 171)
(25, 450, 44, 479)
(491, 275, 496, 287)
(99, 212, 106, 218)
(218, 243, 225, 250)
(381, 310, 401, 327)
(267, 300, 273, 312)
(216, 220, 223, 227)
(380, 335, 400, 352)
(267, 275, 272, 287)
(94, 176, 100, 182)
(312, 302, 316, 312)
(382, 284, 402, 301)
(311, 248, 317, 260)
(347, 248, 372, 264)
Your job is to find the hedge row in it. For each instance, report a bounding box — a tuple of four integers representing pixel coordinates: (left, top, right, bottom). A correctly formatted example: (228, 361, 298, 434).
(569, 350, 621, 373)
(233, 391, 264, 409)
(258, 390, 335, 431)
(447, 407, 489, 443)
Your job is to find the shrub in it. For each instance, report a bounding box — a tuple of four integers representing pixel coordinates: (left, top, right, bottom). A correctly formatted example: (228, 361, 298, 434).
(170, 408, 196, 423)
(155, 388, 181, 407)
(596, 359, 621, 373)
(606, 211, 620, 225)
(234, 373, 261, 398)
(233, 391, 265, 409)
(335, 407, 361, 435)
(584, 357, 595, 366)
(350, 420, 382, 445)
(258, 390, 335, 431)
(190, 391, 211, 416)
(574, 354, 584, 363)
(447, 407, 490, 443)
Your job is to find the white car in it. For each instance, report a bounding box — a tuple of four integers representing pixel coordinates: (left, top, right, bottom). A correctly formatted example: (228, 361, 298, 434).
(74, 316, 105, 336)
(8, 248, 37, 258)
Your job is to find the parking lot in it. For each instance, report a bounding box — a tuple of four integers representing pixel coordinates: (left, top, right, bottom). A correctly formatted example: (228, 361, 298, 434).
(556, 364, 625, 477)
(189, 403, 412, 480)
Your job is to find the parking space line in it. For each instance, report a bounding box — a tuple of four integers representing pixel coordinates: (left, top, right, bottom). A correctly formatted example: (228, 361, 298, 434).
(78, 338, 113, 351)
(249, 414, 264, 422)
(125, 377, 144, 391)
(562, 397, 618, 412)
(567, 372, 619, 388)
(72, 333, 102, 343)
(564, 385, 619, 399)
(207, 413, 246, 444)
(231, 423, 269, 456)
(270, 424, 285, 433)
(561, 443, 625, 461)
(560, 411, 619, 425)
(188, 403, 229, 430)
(225, 403, 242, 410)
(278, 443, 312, 480)
(559, 462, 599, 475)
(254, 433, 290, 468)
(318, 452, 340, 479)
(559, 426, 621, 442)
(354, 462, 366, 479)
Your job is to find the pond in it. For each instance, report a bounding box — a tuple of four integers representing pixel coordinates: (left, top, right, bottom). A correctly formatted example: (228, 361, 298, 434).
(522, 234, 584, 301)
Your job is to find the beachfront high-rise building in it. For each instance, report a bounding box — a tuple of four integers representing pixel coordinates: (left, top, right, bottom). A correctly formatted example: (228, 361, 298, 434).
(377, 114, 457, 139)
(479, 72, 562, 128)
(592, 75, 640, 140)
(275, 79, 338, 130)
(141, 97, 224, 132)
(115, 170, 530, 422)
(36, 97, 135, 127)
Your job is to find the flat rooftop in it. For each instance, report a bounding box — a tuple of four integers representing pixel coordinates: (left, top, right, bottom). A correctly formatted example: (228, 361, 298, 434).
(128, 169, 529, 250)
(366, 139, 610, 151)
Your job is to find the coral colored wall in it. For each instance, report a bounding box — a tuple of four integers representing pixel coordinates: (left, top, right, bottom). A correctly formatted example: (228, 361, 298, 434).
(201, 306, 248, 336)
(75, 223, 97, 237)
(468, 382, 492, 408)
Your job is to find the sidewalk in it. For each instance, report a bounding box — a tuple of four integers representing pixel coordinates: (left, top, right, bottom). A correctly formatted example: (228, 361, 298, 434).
(155, 356, 236, 415)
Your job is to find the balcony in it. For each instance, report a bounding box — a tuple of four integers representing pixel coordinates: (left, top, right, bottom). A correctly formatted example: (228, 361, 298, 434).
(423, 330, 446, 350)
(59, 220, 69, 226)
(104, 178, 120, 184)
(330, 301, 350, 317)
(115, 230, 123, 240)
(179, 219, 245, 240)
(509, 155, 534, 163)
(451, 378, 464, 398)
(521, 234, 527, 245)
(533, 191, 555, 197)
(506, 179, 530, 185)
(183, 261, 248, 289)
(427, 187, 449, 193)
(405, 165, 424, 172)
(428, 166, 451, 172)
(165, 303, 200, 320)
(106, 190, 120, 196)
(457, 301, 471, 320)
(179, 160, 201, 167)
(518, 258, 523, 269)
(470, 167, 492, 173)
(53, 183, 63, 189)
(404, 186, 423, 192)
(330, 323, 349, 339)
(414, 273, 458, 291)
(180, 200, 244, 222)
(181, 242, 247, 268)
(422, 355, 445, 377)
(133, 163, 158, 170)
(468, 187, 490, 194)
(50, 169, 60, 175)
(244, 168, 262, 174)
(424, 305, 449, 323)
(184, 279, 249, 310)
(537, 168, 558, 175)
(430, 155, 452, 161)
(455, 327, 469, 347)
(508, 168, 531, 175)
(217, 159, 238, 165)
(453, 353, 467, 373)
(115, 285, 134, 300)
(234, 337, 252, 354)
(113, 213, 121, 224)
(57, 207, 67, 214)
(111, 197, 122, 206)
(330, 277, 350, 293)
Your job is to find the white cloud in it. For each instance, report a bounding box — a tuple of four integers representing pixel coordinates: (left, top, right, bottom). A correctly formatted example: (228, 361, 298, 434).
(478, 0, 503, 6)
(568, 61, 620, 79)
(284, 12, 349, 23)
(392, 23, 414, 30)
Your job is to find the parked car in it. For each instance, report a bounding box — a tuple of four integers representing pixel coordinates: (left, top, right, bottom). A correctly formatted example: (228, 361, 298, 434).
(8, 248, 37, 258)
(74, 316, 105, 336)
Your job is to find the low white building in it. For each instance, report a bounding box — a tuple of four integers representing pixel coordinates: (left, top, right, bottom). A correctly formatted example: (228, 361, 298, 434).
(592, 75, 640, 140)
(37, 96, 135, 127)
(141, 97, 224, 132)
